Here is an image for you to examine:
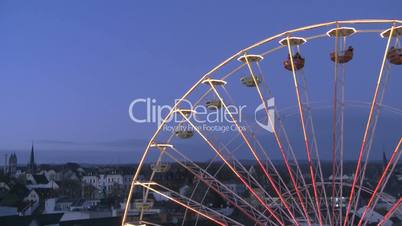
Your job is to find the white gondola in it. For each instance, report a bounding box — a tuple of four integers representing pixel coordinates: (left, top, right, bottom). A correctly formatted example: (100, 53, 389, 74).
(380, 25, 402, 38)
(174, 109, 196, 118)
(150, 143, 173, 151)
(124, 223, 146, 226)
(279, 37, 307, 46)
(240, 75, 262, 87)
(237, 54, 264, 63)
(150, 163, 170, 173)
(202, 78, 227, 86)
(326, 27, 356, 37)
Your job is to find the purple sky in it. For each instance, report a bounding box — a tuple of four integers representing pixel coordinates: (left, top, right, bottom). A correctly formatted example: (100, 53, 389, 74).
(0, 0, 401, 164)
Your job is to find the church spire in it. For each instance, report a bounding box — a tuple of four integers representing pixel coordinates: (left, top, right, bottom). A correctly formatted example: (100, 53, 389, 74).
(27, 142, 36, 174)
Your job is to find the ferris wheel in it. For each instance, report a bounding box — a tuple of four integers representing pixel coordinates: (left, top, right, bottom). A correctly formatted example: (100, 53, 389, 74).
(122, 19, 402, 226)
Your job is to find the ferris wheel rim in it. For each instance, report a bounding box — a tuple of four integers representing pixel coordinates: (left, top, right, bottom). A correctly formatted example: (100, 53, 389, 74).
(122, 19, 402, 226)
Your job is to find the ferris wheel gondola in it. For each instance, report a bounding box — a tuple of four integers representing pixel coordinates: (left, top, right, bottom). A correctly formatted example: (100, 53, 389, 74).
(240, 75, 262, 87)
(387, 47, 402, 65)
(330, 46, 354, 63)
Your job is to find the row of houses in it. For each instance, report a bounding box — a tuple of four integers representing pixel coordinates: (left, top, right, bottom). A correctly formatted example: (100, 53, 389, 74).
(81, 172, 133, 194)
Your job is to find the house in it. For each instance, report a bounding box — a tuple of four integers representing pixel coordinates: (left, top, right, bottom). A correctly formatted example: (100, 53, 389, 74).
(38, 169, 57, 181)
(355, 206, 393, 225)
(82, 175, 98, 188)
(68, 199, 100, 211)
(26, 174, 59, 190)
(0, 182, 11, 200)
(23, 190, 39, 203)
(58, 169, 80, 182)
(55, 198, 74, 211)
(123, 175, 133, 190)
(70, 199, 86, 211)
(0, 182, 10, 191)
(82, 172, 124, 194)
(34, 188, 57, 201)
(0, 184, 39, 216)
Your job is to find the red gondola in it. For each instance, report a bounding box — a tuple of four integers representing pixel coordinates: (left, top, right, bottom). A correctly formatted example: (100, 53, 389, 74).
(284, 52, 305, 71)
(330, 46, 354, 63)
(387, 47, 402, 65)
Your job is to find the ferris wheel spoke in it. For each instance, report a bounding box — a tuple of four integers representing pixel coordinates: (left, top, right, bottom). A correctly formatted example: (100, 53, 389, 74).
(361, 151, 401, 226)
(350, 40, 396, 224)
(351, 38, 399, 226)
(220, 145, 294, 224)
(296, 48, 331, 224)
(137, 151, 167, 221)
(357, 138, 401, 226)
(146, 67, 248, 225)
(349, 64, 393, 225)
(205, 82, 302, 225)
(135, 182, 244, 226)
(343, 26, 396, 226)
(178, 110, 286, 225)
(254, 71, 319, 223)
(138, 88, 219, 222)
(220, 85, 308, 219)
(162, 146, 275, 225)
(378, 198, 402, 226)
(329, 26, 349, 225)
(122, 64, 219, 226)
(249, 132, 307, 218)
(284, 36, 323, 226)
(181, 131, 245, 225)
(273, 112, 318, 219)
(240, 54, 313, 226)
(330, 27, 341, 226)
(203, 142, 290, 225)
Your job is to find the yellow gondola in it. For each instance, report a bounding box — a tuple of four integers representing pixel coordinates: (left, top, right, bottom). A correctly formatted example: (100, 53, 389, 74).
(150, 163, 170, 173)
(133, 199, 154, 210)
(175, 127, 194, 139)
(240, 75, 262, 87)
(206, 100, 222, 109)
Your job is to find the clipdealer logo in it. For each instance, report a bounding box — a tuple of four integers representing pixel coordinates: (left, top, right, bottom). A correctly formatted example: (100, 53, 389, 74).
(254, 98, 275, 133)
(128, 97, 274, 133)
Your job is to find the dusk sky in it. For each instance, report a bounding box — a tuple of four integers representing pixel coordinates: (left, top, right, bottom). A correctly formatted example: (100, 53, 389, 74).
(0, 0, 401, 164)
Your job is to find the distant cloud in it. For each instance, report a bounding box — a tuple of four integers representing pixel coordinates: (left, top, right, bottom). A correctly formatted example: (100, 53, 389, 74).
(94, 138, 148, 148)
(37, 139, 84, 145)
(36, 138, 148, 148)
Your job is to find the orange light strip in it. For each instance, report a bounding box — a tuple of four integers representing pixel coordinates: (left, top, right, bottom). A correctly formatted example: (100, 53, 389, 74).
(378, 198, 402, 226)
(243, 54, 312, 225)
(343, 26, 395, 226)
(165, 147, 266, 225)
(136, 183, 227, 226)
(179, 111, 285, 226)
(331, 24, 340, 226)
(286, 37, 323, 226)
(209, 82, 300, 225)
(357, 138, 402, 226)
